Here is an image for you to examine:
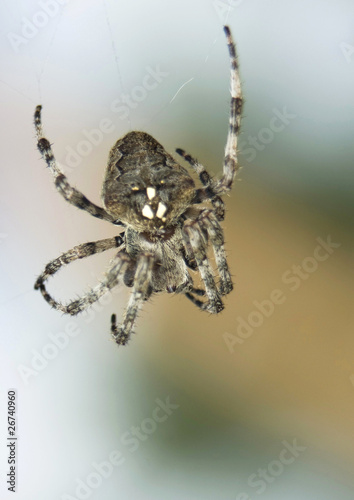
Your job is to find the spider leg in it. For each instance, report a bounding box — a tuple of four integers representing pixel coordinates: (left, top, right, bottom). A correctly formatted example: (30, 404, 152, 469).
(175, 148, 225, 221)
(185, 286, 207, 310)
(35, 235, 124, 290)
(34, 105, 121, 225)
(111, 254, 154, 346)
(35, 237, 127, 315)
(190, 287, 206, 296)
(182, 221, 224, 314)
(182, 239, 198, 270)
(198, 210, 233, 296)
(217, 26, 243, 194)
(185, 292, 204, 310)
(196, 26, 243, 200)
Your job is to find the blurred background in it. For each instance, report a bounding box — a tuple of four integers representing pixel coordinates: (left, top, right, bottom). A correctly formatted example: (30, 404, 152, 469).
(1, 0, 354, 498)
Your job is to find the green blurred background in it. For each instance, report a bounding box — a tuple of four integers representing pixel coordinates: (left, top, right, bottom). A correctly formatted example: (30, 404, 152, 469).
(1, 0, 354, 498)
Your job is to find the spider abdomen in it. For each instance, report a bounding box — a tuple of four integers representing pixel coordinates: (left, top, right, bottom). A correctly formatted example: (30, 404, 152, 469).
(101, 131, 195, 233)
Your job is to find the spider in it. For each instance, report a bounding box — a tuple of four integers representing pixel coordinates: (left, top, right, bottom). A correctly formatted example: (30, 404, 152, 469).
(34, 25, 243, 346)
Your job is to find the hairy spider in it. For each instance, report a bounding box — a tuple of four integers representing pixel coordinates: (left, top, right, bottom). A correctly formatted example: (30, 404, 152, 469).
(34, 25, 243, 346)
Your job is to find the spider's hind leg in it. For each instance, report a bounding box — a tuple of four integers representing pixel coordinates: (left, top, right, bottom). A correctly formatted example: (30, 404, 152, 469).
(185, 287, 206, 310)
(35, 235, 125, 313)
(198, 210, 233, 296)
(183, 221, 224, 314)
(111, 254, 154, 346)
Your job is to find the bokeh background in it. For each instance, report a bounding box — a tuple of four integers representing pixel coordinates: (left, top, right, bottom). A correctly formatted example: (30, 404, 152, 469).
(1, 0, 354, 498)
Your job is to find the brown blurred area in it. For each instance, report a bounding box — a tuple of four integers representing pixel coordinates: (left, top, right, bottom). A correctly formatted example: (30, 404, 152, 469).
(135, 179, 354, 472)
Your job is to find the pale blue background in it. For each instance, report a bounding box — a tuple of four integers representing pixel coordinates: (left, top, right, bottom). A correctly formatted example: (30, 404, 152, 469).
(1, 1, 354, 499)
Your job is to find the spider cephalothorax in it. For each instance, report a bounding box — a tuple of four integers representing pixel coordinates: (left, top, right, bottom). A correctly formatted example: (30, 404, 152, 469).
(34, 26, 243, 346)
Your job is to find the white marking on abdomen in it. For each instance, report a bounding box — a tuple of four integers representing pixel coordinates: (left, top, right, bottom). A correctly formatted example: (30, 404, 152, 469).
(142, 204, 154, 219)
(156, 202, 167, 219)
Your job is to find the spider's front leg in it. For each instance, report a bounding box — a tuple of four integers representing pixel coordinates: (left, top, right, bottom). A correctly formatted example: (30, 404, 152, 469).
(193, 26, 243, 201)
(216, 26, 243, 195)
(111, 254, 154, 346)
(176, 148, 225, 221)
(34, 105, 120, 225)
